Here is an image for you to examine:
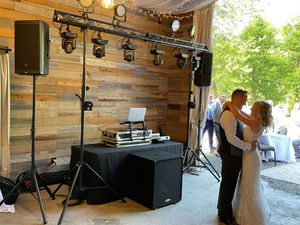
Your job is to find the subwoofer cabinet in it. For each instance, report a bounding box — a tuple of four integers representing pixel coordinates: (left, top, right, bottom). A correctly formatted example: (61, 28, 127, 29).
(128, 149, 182, 209)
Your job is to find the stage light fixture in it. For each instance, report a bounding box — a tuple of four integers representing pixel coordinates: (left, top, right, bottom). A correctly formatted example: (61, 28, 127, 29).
(92, 32, 109, 58)
(175, 53, 189, 69)
(150, 49, 165, 66)
(101, 0, 114, 9)
(122, 39, 136, 62)
(113, 4, 127, 23)
(78, 0, 94, 8)
(171, 20, 180, 32)
(192, 55, 201, 71)
(60, 26, 77, 54)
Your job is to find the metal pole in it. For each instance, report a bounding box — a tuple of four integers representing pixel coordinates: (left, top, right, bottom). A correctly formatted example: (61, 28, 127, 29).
(79, 21, 87, 192)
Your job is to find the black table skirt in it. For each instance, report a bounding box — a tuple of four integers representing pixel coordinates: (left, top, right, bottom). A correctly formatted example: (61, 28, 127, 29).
(70, 141, 183, 204)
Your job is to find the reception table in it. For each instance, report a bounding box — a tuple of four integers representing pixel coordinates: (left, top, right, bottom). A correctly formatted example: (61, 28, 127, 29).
(259, 133, 296, 163)
(69, 141, 183, 204)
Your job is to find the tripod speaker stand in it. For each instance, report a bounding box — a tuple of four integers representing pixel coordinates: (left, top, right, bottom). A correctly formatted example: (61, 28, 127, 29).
(0, 75, 55, 224)
(54, 15, 125, 225)
(182, 51, 220, 182)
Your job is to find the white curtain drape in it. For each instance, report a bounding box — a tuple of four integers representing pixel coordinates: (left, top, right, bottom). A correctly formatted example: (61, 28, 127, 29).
(130, 0, 216, 14)
(188, 4, 214, 150)
(0, 51, 10, 177)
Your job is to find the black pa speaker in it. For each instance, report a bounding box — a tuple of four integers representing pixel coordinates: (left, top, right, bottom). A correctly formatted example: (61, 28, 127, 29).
(128, 150, 182, 209)
(194, 51, 213, 86)
(15, 20, 50, 75)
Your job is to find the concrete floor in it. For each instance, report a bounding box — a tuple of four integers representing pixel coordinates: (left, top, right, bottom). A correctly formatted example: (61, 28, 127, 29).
(1, 163, 300, 225)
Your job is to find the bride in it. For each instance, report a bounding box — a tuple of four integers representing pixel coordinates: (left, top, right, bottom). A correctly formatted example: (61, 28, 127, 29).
(225, 100, 273, 225)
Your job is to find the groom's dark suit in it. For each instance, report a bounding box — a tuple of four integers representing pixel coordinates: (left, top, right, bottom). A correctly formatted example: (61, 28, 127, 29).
(217, 108, 246, 221)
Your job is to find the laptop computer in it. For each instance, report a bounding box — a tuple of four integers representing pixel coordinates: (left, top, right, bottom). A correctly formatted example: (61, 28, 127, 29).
(127, 108, 146, 122)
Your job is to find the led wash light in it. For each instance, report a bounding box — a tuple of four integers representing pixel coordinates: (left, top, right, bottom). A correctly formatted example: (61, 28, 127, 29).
(122, 39, 137, 62)
(92, 32, 108, 58)
(175, 53, 189, 69)
(150, 49, 165, 66)
(60, 26, 77, 54)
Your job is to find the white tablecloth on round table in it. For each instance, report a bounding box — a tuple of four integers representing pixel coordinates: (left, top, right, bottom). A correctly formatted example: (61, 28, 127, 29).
(259, 133, 296, 163)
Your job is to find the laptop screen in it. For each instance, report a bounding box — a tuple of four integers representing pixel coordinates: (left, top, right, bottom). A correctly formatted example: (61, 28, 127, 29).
(127, 108, 146, 122)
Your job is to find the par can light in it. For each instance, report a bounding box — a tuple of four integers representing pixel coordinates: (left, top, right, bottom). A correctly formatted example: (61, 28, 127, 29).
(175, 53, 189, 69)
(150, 49, 165, 66)
(122, 40, 136, 62)
(92, 35, 108, 58)
(60, 27, 77, 54)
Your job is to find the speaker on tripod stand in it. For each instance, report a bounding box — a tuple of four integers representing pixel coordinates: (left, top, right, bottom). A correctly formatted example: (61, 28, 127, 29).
(194, 51, 213, 87)
(182, 50, 220, 181)
(0, 20, 53, 225)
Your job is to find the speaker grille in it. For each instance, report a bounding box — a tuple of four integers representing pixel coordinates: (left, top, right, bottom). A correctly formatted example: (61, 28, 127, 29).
(15, 20, 49, 75)
(194, 51, 213, 87)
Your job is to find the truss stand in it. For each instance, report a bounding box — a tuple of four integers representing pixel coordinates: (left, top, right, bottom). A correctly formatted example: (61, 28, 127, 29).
(0, 75, 55, 224)
(56, 12, 125, 225)
(182, 53, 220, 182)
(52, 10, 206, 52)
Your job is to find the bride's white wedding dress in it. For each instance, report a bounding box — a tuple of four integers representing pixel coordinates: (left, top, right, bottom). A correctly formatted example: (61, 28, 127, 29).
(234, 126, 271, 225)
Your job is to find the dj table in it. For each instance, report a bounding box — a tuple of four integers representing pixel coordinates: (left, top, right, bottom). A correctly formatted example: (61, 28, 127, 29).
(70, 141, 183, 204)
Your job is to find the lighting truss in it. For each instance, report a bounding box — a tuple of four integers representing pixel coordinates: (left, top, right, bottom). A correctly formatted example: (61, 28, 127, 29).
(53, 10, 206, 52)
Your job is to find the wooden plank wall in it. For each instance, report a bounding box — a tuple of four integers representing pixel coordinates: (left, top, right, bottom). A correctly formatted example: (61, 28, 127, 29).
(0, 0, 192, 178)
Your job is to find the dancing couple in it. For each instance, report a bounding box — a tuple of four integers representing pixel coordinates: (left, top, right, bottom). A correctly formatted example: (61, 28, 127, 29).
(217, 89, 273, 225)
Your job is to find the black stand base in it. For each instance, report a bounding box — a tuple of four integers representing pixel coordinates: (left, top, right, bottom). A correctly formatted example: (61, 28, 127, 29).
(183, 146, 220, 182)
(181, 52, 220, 182)
(56, 161, 126, 225)
(0, 168, 52, 224)
(0, 75, 54, 224)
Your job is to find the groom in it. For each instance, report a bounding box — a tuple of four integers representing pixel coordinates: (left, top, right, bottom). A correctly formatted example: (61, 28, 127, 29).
(217, 89, 256, 225)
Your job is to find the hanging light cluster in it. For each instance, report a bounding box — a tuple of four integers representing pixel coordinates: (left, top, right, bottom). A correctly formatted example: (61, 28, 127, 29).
(59, 2, 197, 68)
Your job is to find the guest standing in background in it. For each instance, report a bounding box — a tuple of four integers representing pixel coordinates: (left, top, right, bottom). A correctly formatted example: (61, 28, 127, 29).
(214, 94, 227, 148)
(202, 94, 216, 153)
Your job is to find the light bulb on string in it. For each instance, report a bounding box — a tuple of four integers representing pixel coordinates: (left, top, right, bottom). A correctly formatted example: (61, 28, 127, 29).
(99, 0, 114, 9)
(129, 1, 195, 21)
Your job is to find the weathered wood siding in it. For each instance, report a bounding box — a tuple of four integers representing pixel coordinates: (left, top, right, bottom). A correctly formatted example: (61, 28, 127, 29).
(0, 0, 191, 177)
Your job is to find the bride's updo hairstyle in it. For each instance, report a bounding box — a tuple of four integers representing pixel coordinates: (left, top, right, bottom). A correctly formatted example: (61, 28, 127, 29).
(254, 101, 273, 127)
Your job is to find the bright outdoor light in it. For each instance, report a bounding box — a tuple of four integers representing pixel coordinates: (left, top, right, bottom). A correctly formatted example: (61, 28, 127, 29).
(100, 0, 114, 9)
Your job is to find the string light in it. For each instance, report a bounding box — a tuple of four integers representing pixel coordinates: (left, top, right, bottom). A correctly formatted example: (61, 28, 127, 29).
(99, 0, 114, 9)
(128, 1, 194, 21)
